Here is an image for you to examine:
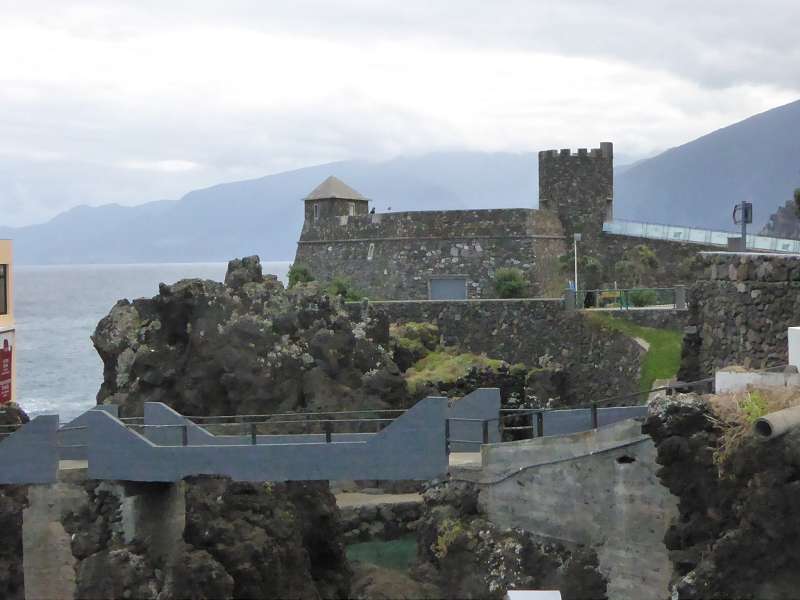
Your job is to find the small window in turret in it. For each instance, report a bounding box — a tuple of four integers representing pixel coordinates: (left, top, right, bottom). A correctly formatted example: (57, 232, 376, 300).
(314, 203, 320, 221)
(367, 243, 375, 261)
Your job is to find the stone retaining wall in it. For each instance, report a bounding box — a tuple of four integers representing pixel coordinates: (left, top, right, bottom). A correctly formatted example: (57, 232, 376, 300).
(680, 253, 800, 379)
(296, 209, 567, 300)
(350, 299, 645, 406)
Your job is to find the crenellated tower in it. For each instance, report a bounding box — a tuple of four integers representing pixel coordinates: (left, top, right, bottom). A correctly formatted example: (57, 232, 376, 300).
(538, 142, 613, 244)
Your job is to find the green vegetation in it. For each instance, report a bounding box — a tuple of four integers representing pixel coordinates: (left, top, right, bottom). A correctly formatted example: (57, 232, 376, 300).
(628, 289, 658, 307)
(287, 264, 314, 288)
(389, 322, 440, 357)
(587, 313, 682, 392)
(327, 277, 364, 301)
(433, 519, 465, 559)
(740, 390, 768, 424)
(707, 388, 800, 476)
(559, 253, 604, 290)
(614, 244, 659, 287)
(346, 535, 417, 571)
(405, 348, 506, 394)
(493, 267, 528, 298)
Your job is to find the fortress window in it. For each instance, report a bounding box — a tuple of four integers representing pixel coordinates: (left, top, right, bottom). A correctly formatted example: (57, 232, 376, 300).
(314, 203, 320, 221)
(349, 202, 356, 216)
(0, 264, 6, 315)
(367, 243, 375, 261)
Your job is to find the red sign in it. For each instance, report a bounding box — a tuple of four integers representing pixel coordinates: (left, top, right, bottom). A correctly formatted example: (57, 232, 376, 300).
(0, 332, 12, 404)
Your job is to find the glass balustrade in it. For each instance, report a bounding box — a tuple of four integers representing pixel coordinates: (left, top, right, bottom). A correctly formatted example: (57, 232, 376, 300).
(602, 220, 800, 253)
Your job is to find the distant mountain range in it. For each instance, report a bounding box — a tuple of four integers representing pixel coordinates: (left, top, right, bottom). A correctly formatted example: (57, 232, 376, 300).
(2, 100, 799, 265)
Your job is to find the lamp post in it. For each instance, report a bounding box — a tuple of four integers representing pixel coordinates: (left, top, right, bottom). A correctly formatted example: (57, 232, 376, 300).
(573, 233, 582, 294)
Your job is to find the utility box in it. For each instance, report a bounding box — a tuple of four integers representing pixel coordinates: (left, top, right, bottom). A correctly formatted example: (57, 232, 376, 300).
(429, 277, 468, 300)
(789, 327, 800, 369)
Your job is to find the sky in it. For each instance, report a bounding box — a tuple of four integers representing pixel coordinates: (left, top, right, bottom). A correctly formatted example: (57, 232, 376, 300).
(1, 0, 798, 227)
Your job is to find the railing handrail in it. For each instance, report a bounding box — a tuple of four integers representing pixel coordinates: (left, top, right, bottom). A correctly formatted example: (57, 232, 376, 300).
(184, 408, 408, 421)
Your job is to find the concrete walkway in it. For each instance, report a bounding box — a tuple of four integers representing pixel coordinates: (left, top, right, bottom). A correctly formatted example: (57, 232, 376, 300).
(336, 492, 422, 508)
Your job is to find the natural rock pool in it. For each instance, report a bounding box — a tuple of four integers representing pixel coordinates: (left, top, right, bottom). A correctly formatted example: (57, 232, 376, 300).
(346, 535, 417, 571)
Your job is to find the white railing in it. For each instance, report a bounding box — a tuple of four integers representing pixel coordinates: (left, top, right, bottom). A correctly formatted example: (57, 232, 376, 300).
(603, 220, 800, 253)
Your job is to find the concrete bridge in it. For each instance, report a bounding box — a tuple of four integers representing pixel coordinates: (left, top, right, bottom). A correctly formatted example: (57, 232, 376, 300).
(0, 389, 647, 485)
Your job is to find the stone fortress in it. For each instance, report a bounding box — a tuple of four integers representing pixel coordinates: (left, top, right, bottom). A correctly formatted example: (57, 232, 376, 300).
(294, 141, 749, 300)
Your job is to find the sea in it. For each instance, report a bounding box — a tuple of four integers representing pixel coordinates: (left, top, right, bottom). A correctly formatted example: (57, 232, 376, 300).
(14, 262, 291, 420)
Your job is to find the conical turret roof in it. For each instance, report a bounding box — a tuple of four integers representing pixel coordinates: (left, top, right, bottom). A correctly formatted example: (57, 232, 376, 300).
(303, 176, 367, 201)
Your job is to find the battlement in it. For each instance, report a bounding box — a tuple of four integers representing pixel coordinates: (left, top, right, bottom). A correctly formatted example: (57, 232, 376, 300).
(538, 142, 613, 160)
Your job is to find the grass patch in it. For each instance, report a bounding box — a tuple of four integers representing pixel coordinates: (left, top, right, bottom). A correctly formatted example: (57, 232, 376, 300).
(405, 349, 506, 395)
(346, 536, 417, 571)
(587, 313, 683, 393)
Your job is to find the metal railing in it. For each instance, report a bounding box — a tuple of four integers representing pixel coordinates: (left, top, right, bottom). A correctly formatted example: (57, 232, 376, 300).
(443, 366, 790, 450)
(0, 423, 22, 439)
(57, 424, 88, 449)
(124, 409, 409, 446)
(578, 287, 679, 310)
(604, 219, 800, 253)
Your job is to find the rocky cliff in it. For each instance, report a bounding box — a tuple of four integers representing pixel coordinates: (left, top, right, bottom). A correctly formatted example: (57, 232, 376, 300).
(65, 478, 350, 599)
(66, 256, 417, 598)
(644, 392, 800, 599)
(92, 255, 409, 418)
(0, 404, 28, 600)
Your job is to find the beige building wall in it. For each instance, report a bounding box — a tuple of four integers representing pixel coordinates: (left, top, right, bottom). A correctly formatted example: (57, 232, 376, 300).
(0, 240, 15, 404)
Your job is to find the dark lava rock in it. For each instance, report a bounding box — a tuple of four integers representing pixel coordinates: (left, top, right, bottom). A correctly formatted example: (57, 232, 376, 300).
(415, 479, 607, 600)
(0, 403, 29, 427)
(64, 477, 350, 600)
(0, 485, 26, 600)
(350, 562, 441, 599)
(183, 477, 350, 599)
(644, 392, 800, 599)
(92, 255, 410, 418)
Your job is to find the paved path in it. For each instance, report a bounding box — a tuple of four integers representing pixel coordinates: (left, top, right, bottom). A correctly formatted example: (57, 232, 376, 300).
(336, 492, 422, 508)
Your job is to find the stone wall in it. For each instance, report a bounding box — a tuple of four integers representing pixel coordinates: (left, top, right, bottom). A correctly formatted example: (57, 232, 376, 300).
(593, 233, 716, 287)
(295, 209, 567, 300)
(538, 143, 613, 244)
(610, 307, 689, 331)
(680, 252, 800, 379)
(350, 299, 644, 406)
(474, 419, 677, 599)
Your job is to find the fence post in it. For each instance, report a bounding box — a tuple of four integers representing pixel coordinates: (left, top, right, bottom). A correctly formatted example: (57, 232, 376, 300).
(250, 423, 257, 445)
(324, 422, 332, 443)
(536, 412, 544, 438)
(675, 285, 687, 310)
(591, 403, 599, 429)
(564, 289, 577, 310)
(181, 425, 188, 446)
(445, 419, 450, 456)
(482, 420, 489, 445)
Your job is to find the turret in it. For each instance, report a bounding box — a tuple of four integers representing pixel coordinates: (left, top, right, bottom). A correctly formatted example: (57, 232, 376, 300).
(538, 142, 613, 240)
(303, 176, 369, 222)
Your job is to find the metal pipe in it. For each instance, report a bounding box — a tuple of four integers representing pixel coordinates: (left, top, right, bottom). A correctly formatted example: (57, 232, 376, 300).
(755, 405, 800, 439)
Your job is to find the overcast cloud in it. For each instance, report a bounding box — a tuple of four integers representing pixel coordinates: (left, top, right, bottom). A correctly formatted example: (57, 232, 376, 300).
(0, 0, 798, 226)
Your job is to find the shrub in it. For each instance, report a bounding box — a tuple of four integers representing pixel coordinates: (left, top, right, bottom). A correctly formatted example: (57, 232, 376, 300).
(287, 264, 314, 288)
(327, 277, 363, 301)
(494, 267, 527, 298)
(628, 289, 658, 307)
